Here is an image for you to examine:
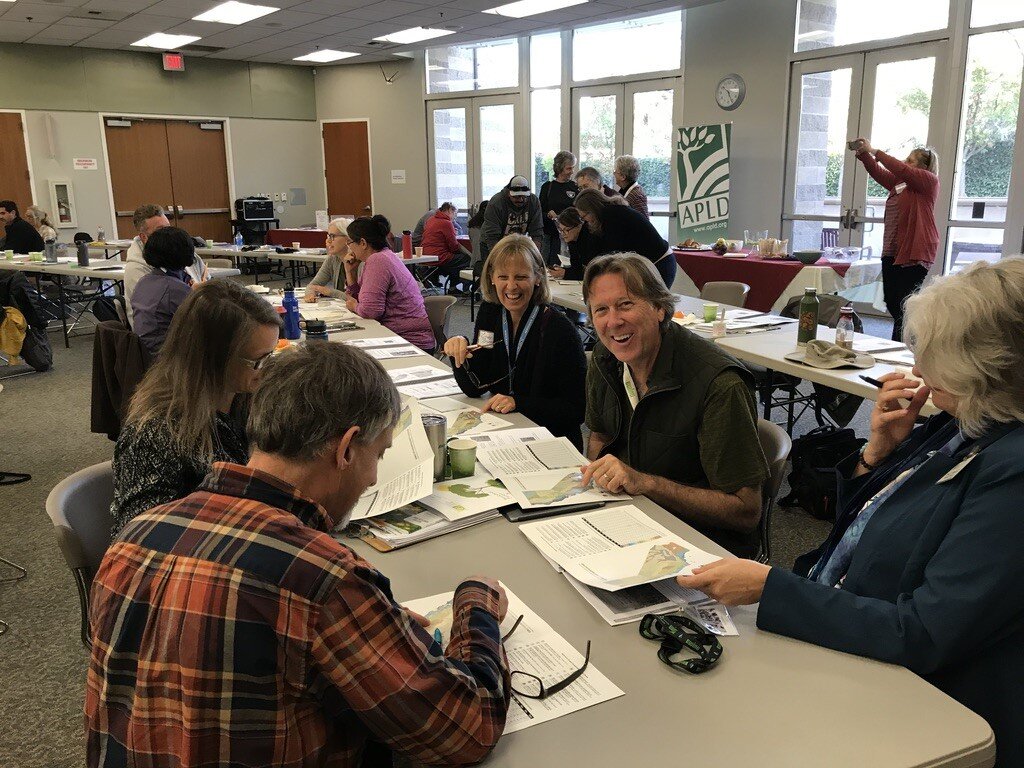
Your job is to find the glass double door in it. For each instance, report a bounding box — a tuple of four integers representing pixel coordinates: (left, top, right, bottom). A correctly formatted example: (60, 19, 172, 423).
(783, 43, 948, 260)
(572, 79, 676, 237)
(428, 96, 521, 219)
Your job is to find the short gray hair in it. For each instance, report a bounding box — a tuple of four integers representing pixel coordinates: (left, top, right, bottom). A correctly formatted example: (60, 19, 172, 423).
(904, 256, 1024, 438)
(614, 155, 641, 185)
(133, 204, 164, 233)
(480, 234, 551, 306)
(574, 167, 603, 187)
(553, 150, 577, 176)
(583, 252, 674, 332)
(329, 217, 354, 237)
(248, 343, 401, 460)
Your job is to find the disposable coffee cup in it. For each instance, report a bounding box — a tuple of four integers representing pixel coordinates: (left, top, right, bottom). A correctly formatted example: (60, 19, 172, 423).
(415, 246, 424, 256)
(292, 241, 301, 249)
(4, 250, 13, 260)
(703, 303, 719, 323)
(447, 438, 477, 479)
(205, 238, 214, 247)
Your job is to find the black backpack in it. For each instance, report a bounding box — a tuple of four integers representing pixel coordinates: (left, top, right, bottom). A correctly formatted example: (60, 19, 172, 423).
(778, 425, 866, 521)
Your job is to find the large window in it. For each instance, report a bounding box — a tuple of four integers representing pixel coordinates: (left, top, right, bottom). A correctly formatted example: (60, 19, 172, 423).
(426, 39, 518, 94)
(971, 1, 1024, 28)
(795, 0, 948, 52)
(531, 32, 561, 88)
(531, 89, 562, 190)
(572, 12, 681, 82)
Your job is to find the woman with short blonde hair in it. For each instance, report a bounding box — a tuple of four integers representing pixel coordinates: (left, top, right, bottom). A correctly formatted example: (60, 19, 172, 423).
(674, 257, 1024, 765)
(444, 234, 586, 448)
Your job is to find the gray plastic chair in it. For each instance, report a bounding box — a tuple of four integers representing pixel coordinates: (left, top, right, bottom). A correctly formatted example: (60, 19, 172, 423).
(755, 419, 793, 564)
(45, 461, 114, 648)
(423, 295, 457, 356)
(700, 281, 751, 307)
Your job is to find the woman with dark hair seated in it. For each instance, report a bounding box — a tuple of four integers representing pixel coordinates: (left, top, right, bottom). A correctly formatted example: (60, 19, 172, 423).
(573, 188, 675, 288)
(344, 215, 435, 351)
(548, 207, 598, 281)
(110, 279, 281, 538)
(678, 258, 1024, 766)
(131, 226, 196, 358)
(443, 235, 586, 449)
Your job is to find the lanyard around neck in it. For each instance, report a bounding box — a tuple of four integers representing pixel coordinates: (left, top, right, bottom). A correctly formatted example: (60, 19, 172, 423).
(501, 305, 539, 393)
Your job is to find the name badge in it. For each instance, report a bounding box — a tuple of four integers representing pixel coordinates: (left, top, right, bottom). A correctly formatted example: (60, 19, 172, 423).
(894, 183, 907, 194)
(937, 451, 979, 484)
(477, 330, 495, 346)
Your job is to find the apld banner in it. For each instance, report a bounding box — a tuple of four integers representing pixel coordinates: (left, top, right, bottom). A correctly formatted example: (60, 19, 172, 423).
(675, 122, 731, 243)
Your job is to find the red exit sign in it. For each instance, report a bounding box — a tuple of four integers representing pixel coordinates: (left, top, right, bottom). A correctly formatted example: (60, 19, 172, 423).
(162, 52, 185, 72)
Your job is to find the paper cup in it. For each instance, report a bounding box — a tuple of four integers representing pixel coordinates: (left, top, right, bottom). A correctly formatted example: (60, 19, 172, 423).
(447, 438, 477, 479)
(292, 241, 301, 249)
(205, 238, 214, 247)
(703, 303, 719, 323)
(415, 246, 424, 256)
(3, 250, 13, 260)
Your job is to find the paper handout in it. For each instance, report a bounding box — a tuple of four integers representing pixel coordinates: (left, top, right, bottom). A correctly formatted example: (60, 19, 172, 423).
(404, 585, 623, 734)
(347, 398, 434, 521)
(519, 505, 718, 591)
(419, 475, 515, 521)
(387, 365, 452, 385)
(478, 436, 587, 476)
(498, 469, 629, 510)
(422, 404, 513, 437)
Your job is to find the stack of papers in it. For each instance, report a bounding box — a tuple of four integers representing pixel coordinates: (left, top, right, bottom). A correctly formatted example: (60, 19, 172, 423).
(354, 502, 502, 552)
(388, 365, 463, 399)
(498, 469, 629, 510)
(692, 316, 797, 335)
(477, 435, 586, 476)
(405, 585, 624, 733)
(348, 398, 434, 521)
(421, 401, 514, 437)
(343, 337, 428, 359)
(519, 505, 718, 591)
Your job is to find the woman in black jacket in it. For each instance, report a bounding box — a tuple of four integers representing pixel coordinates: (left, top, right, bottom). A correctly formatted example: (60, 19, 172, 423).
(573, 188, 675, 288)
(548, 207, 597, 281)
(443, 234, 587, 449)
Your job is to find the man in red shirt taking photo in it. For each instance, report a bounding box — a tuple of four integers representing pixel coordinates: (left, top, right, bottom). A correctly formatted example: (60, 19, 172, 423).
(421, 201, 474, 293)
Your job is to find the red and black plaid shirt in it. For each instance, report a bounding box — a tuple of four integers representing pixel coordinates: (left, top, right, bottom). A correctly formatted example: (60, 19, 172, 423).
(86, 463, 510, 767)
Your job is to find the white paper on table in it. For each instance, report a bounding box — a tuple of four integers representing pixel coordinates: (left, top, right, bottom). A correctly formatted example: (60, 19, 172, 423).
(671, 313, 701, 326)
(423, 406, 512, 437)
(498, 469, 629, 511)
(388, 365, 453, 385)
(565, 573, 679, 626)
(299, 304, 355, 321)
(398, 379, 463, 399)
(477, 437, 586, 476)
(347, 398, 433, 521)
(519, 505, 717, 591)
(364, 345, 429, 360)
(419, 475, 515, 521)
(345, 337, 417, 349)
(850, 338, 907, 354)
(723, 309, 764, 320)
(419, 396, 466, 413)
(873, 349, 916, 366)
(464, 426, 553, 448)
(404, 585, 623, 734)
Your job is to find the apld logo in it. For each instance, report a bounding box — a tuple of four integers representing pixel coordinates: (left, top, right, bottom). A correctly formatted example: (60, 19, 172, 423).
(676, 124, 731, 229)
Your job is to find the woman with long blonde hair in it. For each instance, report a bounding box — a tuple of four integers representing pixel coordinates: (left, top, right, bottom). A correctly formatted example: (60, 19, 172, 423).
(24, 205, 56, 242)
(109, 279, 281, 538)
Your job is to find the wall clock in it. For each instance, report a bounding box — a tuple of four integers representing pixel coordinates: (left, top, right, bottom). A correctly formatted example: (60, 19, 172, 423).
(716, 74, 745, 111)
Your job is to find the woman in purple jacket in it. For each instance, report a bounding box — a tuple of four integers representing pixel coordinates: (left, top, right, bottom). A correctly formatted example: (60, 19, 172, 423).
(344, 215, 435, 351)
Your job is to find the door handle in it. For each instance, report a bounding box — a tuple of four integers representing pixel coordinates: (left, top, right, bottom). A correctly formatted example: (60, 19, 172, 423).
(177, 205, 184, 214)
(848, 208, 861, 230)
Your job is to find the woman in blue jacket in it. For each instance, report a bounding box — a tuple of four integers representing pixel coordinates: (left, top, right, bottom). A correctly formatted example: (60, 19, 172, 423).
(679, 257, 1024, 767)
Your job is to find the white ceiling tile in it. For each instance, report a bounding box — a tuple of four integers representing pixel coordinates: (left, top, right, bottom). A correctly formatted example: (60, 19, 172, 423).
(78, 0, 158, 12)
(289, 0, 365, 13)
(343, 1, 433, 22)
(108, 13, 188, 32)
(2, 3, 75, 23)
(143, 0, 220, 19)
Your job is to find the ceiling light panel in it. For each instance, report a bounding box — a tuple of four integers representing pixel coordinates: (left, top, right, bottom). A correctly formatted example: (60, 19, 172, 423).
(373, 27, 455, 44)
(293, 48, 359, 62)
(483, 0, 587, 18)
(131, 33, 203, 48)
(193, 2, 279, 24)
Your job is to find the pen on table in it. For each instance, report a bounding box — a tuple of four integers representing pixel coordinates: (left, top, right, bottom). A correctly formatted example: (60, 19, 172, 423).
(860, 375, 884, 388)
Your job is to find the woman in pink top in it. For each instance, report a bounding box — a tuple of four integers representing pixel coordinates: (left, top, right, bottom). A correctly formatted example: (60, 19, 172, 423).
(853, 138, 940, 341)
(344, 215, 435, 351)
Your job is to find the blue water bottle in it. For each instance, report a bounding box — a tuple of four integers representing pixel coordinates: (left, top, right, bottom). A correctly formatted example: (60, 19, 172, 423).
(234, 230, 244, 248)
(282, 283, 302, 340)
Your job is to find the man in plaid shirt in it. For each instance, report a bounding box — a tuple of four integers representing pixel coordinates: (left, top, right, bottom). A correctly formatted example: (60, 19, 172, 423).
(86, 342, 511, 767)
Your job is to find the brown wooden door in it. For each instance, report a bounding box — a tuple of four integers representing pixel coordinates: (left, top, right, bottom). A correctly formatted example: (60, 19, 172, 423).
(323, 121, 372, 218)
(0, 113, 34, 216)
(104, 119, 175, 238)
(166, 121, 232, 242)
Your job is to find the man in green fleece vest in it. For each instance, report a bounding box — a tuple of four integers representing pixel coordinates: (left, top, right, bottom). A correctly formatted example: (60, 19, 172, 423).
(580, 253, 768, 556)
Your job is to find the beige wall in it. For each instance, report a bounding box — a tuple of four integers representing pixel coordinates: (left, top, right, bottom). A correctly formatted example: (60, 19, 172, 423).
(314, 59, 429, 233)
(682, 0, 796, 237)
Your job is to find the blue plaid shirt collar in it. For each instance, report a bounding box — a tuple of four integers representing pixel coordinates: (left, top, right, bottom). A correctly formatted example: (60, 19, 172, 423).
(200, 462, 335, 534)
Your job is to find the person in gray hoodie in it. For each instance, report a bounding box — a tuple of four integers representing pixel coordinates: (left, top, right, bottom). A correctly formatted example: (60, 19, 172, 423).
(479, 175, 543, 262)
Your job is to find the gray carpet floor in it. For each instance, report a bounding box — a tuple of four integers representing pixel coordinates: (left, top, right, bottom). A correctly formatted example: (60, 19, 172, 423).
(0, 284, 890, 766)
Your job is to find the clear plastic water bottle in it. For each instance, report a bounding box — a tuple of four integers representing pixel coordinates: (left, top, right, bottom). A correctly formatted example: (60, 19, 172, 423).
(234, 231, 244, 248)
(281, 284, 302, 340)
(836, 305, 856, 350)
(97, 225, 106, 241)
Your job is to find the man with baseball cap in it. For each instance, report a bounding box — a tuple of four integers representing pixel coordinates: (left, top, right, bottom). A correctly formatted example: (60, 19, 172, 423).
(479, 175, 544, 262)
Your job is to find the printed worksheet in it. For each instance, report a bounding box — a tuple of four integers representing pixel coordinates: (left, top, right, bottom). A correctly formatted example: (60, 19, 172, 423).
(347, 398, 433, 521)
(388, 365, 452, 385)
(464, 427, 553, 448)
(478, 437, 588, 476)
(519, 505, 718, 591)
(499, 469, 629, 511)
(405, 585, 623, 734)
(364, 345, 428, 360)
(345, 336, 418, 349)
(421, 405, 513, 437)
(419, 475, 515, 521)
(397, 378, 463, 399)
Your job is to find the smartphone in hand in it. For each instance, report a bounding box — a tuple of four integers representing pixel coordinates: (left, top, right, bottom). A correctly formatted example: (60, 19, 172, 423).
(847, 139, 864, 151)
